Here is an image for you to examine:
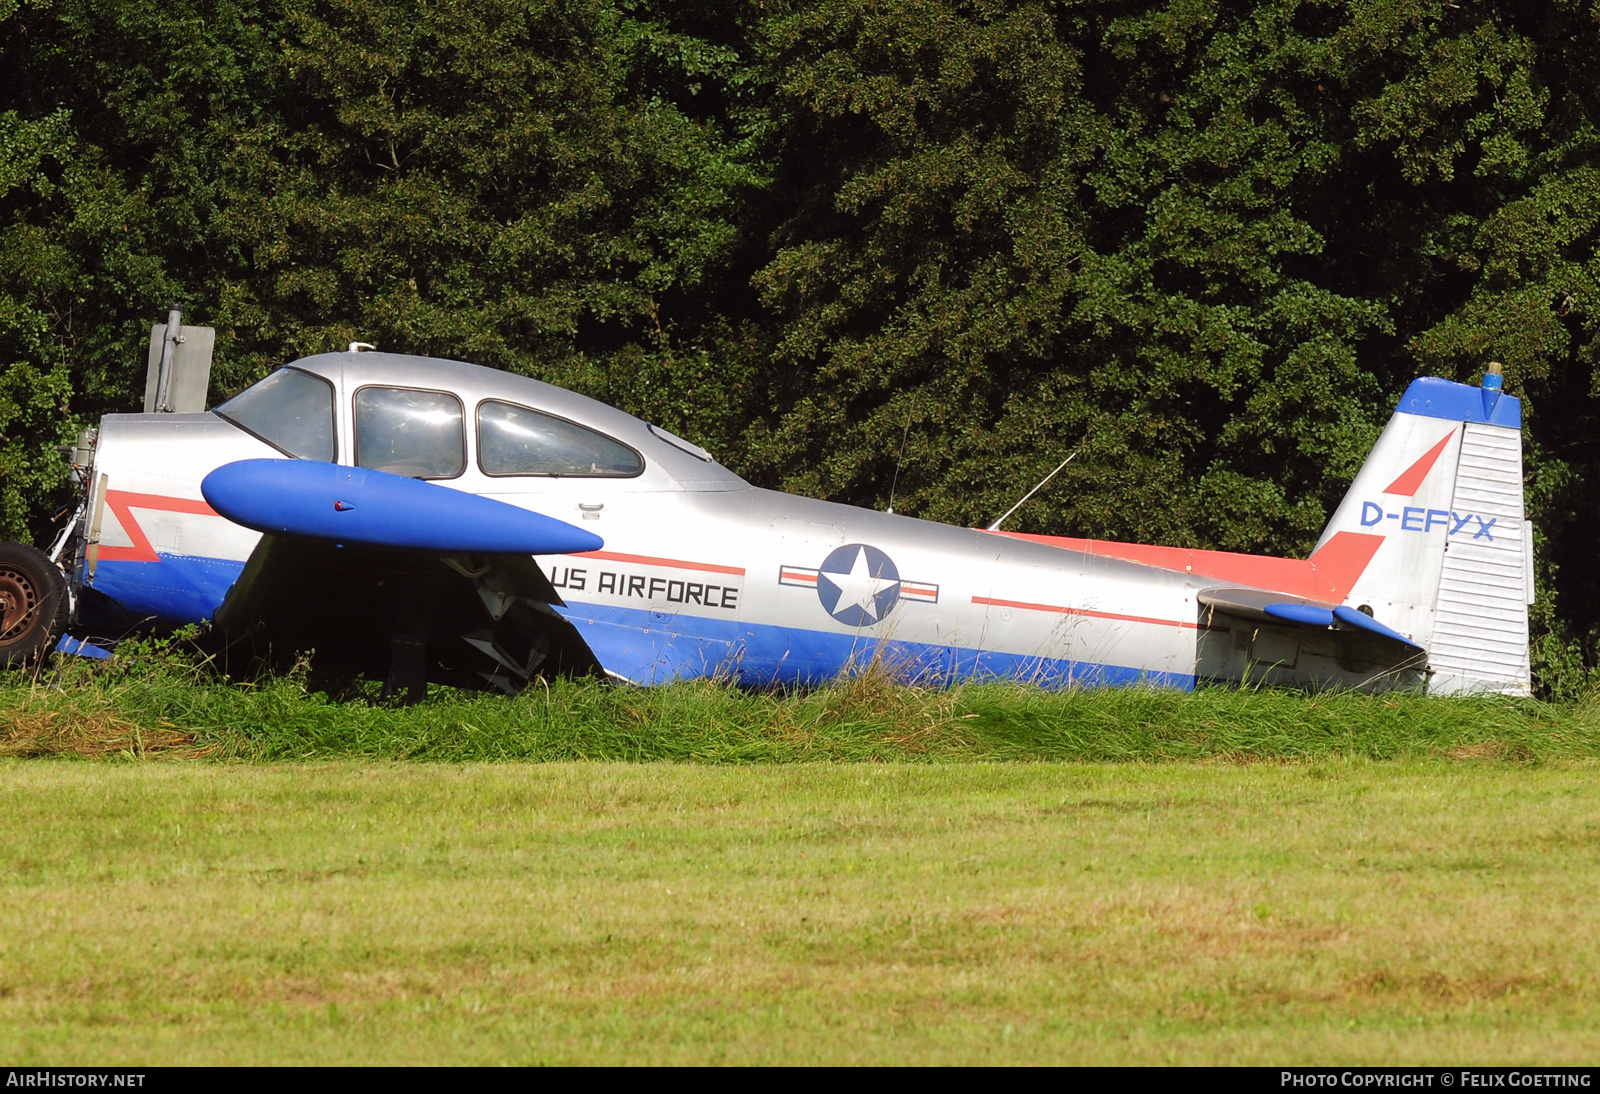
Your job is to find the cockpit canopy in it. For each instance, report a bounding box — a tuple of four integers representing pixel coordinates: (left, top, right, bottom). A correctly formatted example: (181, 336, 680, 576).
(212, 353, 741, 491)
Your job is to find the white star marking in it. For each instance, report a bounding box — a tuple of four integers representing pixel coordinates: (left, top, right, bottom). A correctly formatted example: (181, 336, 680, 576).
(823, 545, 898, 622)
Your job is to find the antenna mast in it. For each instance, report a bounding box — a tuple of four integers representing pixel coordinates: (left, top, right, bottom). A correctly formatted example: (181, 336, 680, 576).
(885, 403, 915, 515)
(987, 452, 1076, 532)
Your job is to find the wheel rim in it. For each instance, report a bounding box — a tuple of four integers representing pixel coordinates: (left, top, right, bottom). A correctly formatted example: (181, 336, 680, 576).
(0, 565, 41, 646)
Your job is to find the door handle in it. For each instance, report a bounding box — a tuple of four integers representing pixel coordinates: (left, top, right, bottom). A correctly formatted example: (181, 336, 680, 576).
(578, 502, 604, 520)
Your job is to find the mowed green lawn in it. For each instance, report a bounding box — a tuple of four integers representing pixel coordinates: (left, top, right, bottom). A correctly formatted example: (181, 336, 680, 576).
(2, 761, 1598, 1064)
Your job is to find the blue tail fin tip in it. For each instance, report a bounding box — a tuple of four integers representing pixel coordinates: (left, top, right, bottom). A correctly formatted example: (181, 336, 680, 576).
(1398, 376, 1521, 429)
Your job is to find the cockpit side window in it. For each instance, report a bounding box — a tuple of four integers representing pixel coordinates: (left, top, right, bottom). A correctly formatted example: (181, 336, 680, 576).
(354, 386, 466, 479)
(213, 367, 336, 461)
(477, 400, 644, 478)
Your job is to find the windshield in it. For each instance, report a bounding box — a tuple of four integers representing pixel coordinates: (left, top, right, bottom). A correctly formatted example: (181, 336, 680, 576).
(477, 400, 643, 477)
(213, 368, 336, 461)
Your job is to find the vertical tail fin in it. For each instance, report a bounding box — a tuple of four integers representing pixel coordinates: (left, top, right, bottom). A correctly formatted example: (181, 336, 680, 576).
(1315, 374, 1531, 695)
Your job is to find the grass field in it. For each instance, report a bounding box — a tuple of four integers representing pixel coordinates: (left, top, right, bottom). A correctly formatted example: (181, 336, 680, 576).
(4, 760, 1600, 1064)
(4, 658, 1600, 1063)
(4, 651, 1600, 763)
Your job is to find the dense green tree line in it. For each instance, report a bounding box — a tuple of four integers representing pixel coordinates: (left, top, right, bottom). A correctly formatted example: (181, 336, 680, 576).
(3, 0, 1598, 692)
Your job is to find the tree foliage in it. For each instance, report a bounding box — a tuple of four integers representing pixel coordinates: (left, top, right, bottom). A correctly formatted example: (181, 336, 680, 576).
(3, 0, 1599, 693)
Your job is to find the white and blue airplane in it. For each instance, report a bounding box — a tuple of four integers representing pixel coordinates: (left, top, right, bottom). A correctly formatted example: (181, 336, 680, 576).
(0, 345, 1532, 698)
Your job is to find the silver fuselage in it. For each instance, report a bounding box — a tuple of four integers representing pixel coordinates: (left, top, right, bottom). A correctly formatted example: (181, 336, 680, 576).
(78, 351, 1224, 687)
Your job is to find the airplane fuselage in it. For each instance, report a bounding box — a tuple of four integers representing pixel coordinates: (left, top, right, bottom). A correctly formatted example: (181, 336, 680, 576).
(77, 352, 1207, 688)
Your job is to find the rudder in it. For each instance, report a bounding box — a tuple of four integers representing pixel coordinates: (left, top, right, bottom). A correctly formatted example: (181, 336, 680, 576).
(1313, 371, 1531, 695)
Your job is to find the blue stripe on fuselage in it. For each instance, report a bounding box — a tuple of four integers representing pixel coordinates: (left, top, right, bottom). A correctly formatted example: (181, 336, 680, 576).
(80, 553, 1197, 690)
(88, 554, 243, 626)
(553, 601, 1195, 690)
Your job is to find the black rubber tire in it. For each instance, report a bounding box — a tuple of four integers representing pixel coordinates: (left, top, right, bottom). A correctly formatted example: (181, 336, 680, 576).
(0, 542, 69, 668)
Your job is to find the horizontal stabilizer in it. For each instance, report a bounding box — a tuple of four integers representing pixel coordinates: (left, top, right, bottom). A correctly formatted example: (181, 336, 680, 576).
(1330, 604, 1420, 649)
(1264, 601, 1338, 627)
(1198, 587, 1421, 651)
(202, 459, 603, 555)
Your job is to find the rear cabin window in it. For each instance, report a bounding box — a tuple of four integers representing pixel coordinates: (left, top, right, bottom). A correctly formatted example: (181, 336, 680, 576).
(477, 400, 643, 477)
(213, 367, 336, 461)
(354, 386, 465, 479)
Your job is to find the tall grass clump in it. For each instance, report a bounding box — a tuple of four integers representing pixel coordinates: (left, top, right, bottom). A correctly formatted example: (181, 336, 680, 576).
(3, 637, 1599, 762)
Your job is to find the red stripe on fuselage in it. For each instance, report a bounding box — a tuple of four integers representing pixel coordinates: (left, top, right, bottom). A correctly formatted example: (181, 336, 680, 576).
(973, 595, 1221, 631)
(985, 529, 1385, 604)
(98, 491, 220, 563)
(574, 549, 746, 576)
